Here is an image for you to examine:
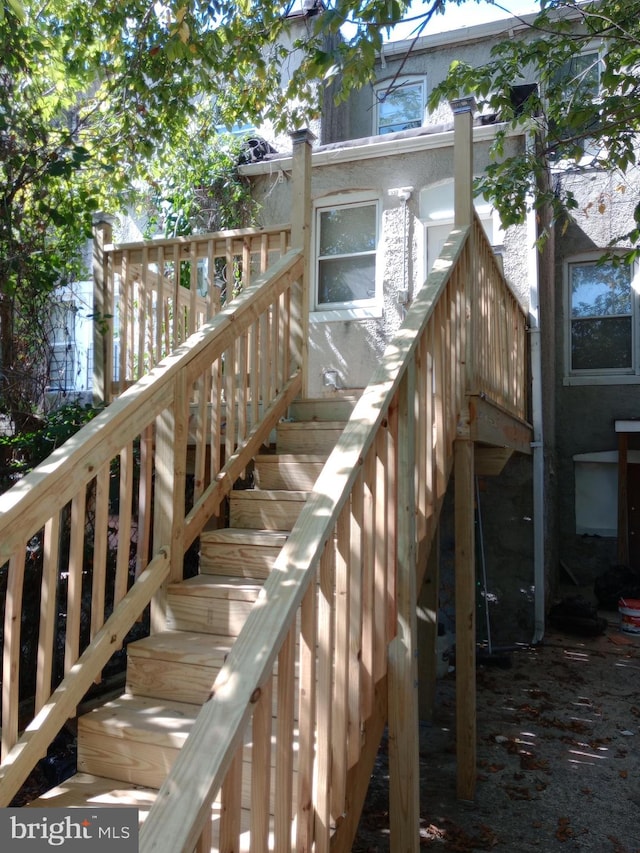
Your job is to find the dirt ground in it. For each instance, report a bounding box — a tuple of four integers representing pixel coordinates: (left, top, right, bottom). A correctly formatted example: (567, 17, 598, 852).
(352, 608, 640, 853)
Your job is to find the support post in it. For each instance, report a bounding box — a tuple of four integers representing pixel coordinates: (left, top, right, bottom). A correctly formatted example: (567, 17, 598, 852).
(418, 528, 441, 721)
(388, 364, 420, 853)
(290, 129, 315, 398)
(454, 436, 476, 802)
(450, 97, 476, 228)
(451, 94, 477, 802)
(92, 214, 114, 405)
(618, 430, 629, 566)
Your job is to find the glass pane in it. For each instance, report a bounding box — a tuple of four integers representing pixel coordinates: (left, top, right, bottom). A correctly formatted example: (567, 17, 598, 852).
(570, 262, 631, 318)
(378, 82, 423, 134)
(319, 205, 376, 256)
(318, 255, 376, 305)
(571, 317, 632, 370)
(552, 52, 600, 100)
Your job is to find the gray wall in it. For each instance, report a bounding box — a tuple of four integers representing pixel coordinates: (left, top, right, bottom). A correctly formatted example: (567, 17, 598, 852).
(553, 165, 640, 584)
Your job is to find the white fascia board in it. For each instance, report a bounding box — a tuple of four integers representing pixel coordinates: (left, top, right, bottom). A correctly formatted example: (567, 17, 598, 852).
(238, 122, 527, 176)
(379, 1, 588, 58)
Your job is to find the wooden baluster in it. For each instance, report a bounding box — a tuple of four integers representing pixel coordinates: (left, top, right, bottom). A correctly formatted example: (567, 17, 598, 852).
(36, 514, 61, 711)
(296, 577, 317, 853)
(274, 627, 296, 852)
(348, 473, 364, 770)
(315, 542, 335, 853)
(136, 426, 154, 581)
(373, 427, 388, 684)
(114, 442, 134, 608)
(2, 549, 26, 758)
(138, 246, 148, 378)
(155, 245, 165, 364)
(251, 676, 273, 853)
(331, 502, 350, 820)
(171, 244, 180, 347)
(219, 747, 243, 853)
(65, 490, 87, 674)
(360, 447, 376, 722)
(91, 464, 110, 643)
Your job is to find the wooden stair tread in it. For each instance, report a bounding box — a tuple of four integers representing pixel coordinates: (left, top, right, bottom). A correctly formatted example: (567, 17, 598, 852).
(127, 630, 233, 665)
(279, 420, 347, 430)
(168, 575, 262, 599)
(231, 489, 309, 501)
(254, 453, 328, 463)
(200, 528, 289, 545)
(79, 694, 200, 743)
(28, 774, 275, 847)
(27, 773, 159, 812)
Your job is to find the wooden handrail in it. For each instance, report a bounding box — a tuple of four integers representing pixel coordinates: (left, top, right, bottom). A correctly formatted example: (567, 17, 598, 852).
(0, 248, 304, 790)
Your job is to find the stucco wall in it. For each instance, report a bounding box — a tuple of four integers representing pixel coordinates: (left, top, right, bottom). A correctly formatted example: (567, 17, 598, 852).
(250, 132, 530, 396)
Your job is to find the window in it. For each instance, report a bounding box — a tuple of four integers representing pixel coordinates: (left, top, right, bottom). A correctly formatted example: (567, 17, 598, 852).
(566, 258, 636, 380)
(48, 301, 77, 391)
(552, 51, 601, 103)
(374, 77, 426, 136)
(314, 197, 380, 318)
(419, 180, 503, 273)
(548, 50, 602, 159)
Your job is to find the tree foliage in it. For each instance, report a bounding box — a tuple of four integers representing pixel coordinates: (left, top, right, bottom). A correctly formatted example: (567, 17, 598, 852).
(5, 0, 640, 434)
(425, 1, 640, 255)
(0, 0, 314, 434)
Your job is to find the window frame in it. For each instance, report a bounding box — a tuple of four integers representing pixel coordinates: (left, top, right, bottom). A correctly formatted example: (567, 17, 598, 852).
(563, 253, 640, 386)
(546, 45, 604, 165)
(311, 193, 383, 323)
(373, 75, 427, 137)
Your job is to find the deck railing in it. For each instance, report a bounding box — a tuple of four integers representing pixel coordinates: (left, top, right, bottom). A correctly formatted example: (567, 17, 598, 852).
(138, 218, 528, 853)
(0, 248, 304, 805)
(93, 223, 292, 402)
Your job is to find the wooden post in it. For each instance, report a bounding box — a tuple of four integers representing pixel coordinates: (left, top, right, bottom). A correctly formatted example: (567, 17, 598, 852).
(452, 94, 477, 802)
(290, 128, 315, 398)
(388, 365, 420, 853)
(454, 436, 476, 802)
(618, 430, 629, 565)
(92, 214, 113, 405)
(450, 97, 476, 228)
(418, 528, 440, 722)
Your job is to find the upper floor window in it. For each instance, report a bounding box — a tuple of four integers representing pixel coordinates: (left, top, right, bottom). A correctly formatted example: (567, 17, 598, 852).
(548, 49, 602, 160)
(566, 257, 638, 382)
(374, 77, 426, 136)
(314, 196, 380, 319)
(551, 51, 601, 102)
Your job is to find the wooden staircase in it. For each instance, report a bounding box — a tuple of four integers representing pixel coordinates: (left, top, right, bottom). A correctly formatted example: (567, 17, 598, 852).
(29, 399, 356, 844)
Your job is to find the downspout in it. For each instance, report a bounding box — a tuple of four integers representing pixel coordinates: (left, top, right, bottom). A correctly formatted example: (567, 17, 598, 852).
(526, 130, 545, 645)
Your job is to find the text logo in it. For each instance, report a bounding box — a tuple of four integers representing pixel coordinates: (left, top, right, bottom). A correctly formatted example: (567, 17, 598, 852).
(0, 808, 138, 851)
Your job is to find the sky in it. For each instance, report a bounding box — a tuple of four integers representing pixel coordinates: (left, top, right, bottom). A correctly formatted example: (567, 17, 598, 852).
(384, 0, 542, 40)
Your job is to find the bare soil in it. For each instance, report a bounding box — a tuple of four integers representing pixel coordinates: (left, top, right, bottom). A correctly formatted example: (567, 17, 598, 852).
(353, 612, 640, 853)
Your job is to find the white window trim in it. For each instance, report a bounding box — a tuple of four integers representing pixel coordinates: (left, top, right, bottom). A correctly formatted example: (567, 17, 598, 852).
(373, 75, 427, 137)
(563, 252, 640, 386)
(311, 192, 383, 322)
